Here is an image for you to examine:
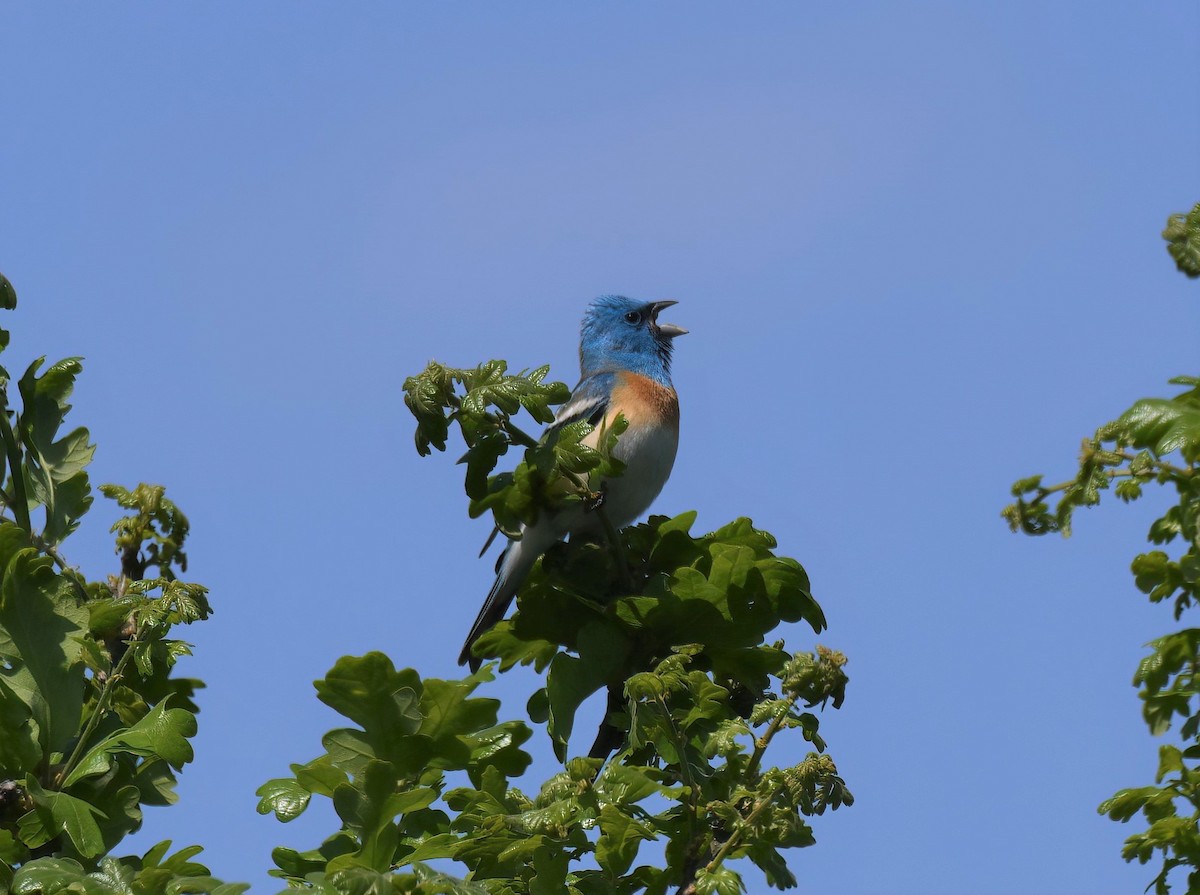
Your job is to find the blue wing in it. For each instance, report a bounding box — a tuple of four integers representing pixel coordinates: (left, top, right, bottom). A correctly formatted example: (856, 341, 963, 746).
(547, 372, 614, 432)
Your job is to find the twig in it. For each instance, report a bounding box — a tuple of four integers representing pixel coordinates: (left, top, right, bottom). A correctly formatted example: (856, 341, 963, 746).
(701, 786, 781, 878)
(31, 534, 88, 600)
(0, 408, 31, 532)
(497, 417, 539, 449)
(56, 624, 139, 786)
(746, 692, 800, 781)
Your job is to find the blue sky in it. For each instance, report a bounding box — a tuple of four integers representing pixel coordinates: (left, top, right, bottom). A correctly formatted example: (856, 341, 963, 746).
(3, 4, 1199, 893)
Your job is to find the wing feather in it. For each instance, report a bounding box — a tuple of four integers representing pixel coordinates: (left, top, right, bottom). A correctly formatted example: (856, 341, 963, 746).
(547, 372, 613, 432)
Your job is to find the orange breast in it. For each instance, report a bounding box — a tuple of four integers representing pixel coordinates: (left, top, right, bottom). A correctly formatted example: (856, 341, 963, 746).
(611, 371, 680, 433)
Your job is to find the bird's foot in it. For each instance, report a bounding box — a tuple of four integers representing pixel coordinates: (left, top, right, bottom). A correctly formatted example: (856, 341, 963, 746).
(583, 487, 607, 512)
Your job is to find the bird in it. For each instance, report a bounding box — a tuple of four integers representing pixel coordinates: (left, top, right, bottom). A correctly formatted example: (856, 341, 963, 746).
(458, 295, 687, 669)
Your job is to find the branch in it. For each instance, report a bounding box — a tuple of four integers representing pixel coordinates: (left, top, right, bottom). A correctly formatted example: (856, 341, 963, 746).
(31, 534, 88, 600)
(56, 622, 139, 786)
(746, 692, 801, 782)
(702, 785, 781, 879)
(498, 416, 539, 449)
(0, 408, 31, 532)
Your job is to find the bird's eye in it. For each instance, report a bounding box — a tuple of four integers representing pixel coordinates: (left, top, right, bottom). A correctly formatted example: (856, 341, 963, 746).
(624, 311, 641, 324)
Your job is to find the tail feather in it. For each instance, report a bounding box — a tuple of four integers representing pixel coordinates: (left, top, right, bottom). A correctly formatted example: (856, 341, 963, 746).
(458, 549, 522, 670)
(459, 526, 557, 670)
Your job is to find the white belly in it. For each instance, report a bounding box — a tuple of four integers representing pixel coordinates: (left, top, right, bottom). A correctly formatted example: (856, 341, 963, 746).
(578, 418, 679, 531)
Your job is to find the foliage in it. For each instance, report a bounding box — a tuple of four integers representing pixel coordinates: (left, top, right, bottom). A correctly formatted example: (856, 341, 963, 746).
(259, 643, 849, 895)
(1003, 204, 1200, 894)
(252, 360, 854, 894)
(1164, 202, 1200, 280)
(0, 272, 241, 893)
(0, 268, 850, 894)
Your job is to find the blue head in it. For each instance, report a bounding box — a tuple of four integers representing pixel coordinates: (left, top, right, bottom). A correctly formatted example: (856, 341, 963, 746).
(578, 295, 687, 384)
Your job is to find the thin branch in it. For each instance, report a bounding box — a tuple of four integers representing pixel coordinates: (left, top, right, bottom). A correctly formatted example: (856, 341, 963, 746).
(0, 409, 31, 532)
(31, 534, 88, 600)
(1025, 447, 1195, 504)
(746, 692, 801, 782)
(1115, 449, 1195, 480)
(702, 785, 781, 877)
(56, 624, 139, 786)
(499, 417, 539, 449)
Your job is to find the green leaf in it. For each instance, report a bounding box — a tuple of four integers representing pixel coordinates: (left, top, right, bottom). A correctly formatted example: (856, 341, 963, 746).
(400, 831, 460, 866)
(0, 272, 16, 311)
(1115, 397, 1200, 463)
(18, 776, 107, 857)
(88, 857, 136, 895)
(1163, 202, 1200, 278)
(545, 622, 631, 758)
(11, 857, 90, 894)
(694, 866, 746, 895)
(18, 358, 84, 460)
(403, 360, 569, 459)
(16, 357, 96, 542)
(293, 753, 350, 797)
(323, 728, 378, 778)
(85, 783, 142, 854)
(270, 831, 358, 881)
(256, 777, 312, 823)
(63, 697, 197, 786)
(100, 483, 191, 580)
(328, 761, 437, 873)
(464, 720, 533, 783)
(529, 846, 570, 895)
(0, 677, 41, 775)
(316, 653, 423, 743)
(594, 763, 678, 806)
(419, 671, 502, 770)
(42, 472, 93, 547)
(0, 548, 87, 757)
(746, 842, 798, 889)
(0, 825, 27, 864)
(596, 805, 655, 877)
(0, 522, 31, 574)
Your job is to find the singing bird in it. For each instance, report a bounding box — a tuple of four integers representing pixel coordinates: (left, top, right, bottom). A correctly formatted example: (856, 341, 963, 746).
(458, 296, 687, 669)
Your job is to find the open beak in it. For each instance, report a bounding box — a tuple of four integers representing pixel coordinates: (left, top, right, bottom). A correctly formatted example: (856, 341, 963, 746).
(649, 300, 688, 338)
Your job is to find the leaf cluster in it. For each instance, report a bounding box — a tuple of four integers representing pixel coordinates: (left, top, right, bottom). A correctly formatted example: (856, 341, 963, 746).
(255, 357, 852, 894)
(1006, 382, 1200, 892)
(403, 360, 627, 536)
(1003, 376, 1200, 612)
(0, 273, 238, 892)
(256, 652, 531, 890)
(1003, 212, 1200, 893)
(5, 842, 243, 895)
(0, 286, 854, 894)
(481, 511, 826, 762)
(260, 642, 851, 895)
(1163, 202, 1200, 279)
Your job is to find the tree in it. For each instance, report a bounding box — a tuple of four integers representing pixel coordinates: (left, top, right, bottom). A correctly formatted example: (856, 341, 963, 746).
(1004, 202, 1200, 895)
(0, 273, 852, 893)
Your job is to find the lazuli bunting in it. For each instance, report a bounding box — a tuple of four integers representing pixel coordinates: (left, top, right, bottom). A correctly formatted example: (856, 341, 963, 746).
(459, 295, 687, 669)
